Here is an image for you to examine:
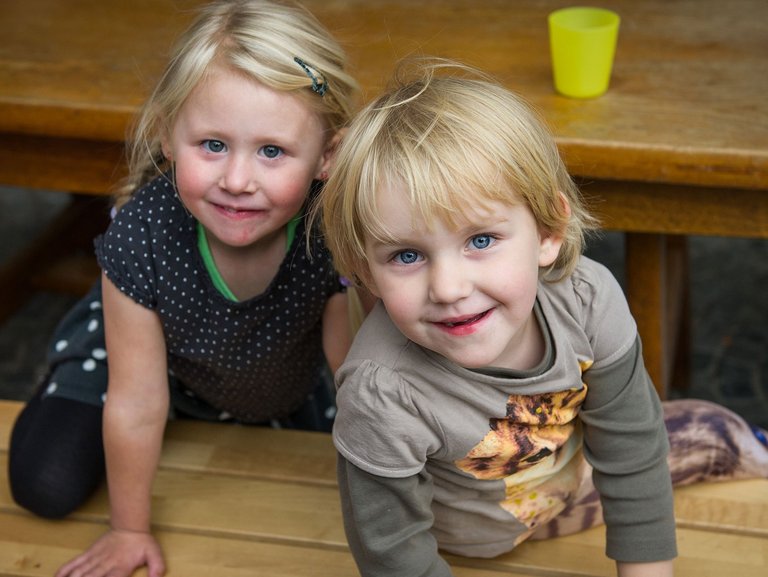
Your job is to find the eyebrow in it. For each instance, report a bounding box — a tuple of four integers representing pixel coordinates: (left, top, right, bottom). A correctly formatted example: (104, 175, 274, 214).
(368, 216, 510, 249)
(367, 233, 411, 250)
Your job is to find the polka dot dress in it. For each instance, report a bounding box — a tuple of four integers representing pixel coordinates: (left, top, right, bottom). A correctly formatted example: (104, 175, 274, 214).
(46, 174, 341, 423)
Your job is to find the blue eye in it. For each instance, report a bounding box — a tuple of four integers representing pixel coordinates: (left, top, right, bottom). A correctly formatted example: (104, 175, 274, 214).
(471, 234, 493, 250)
(394, 250, 420, 265)
(261, 145, 283, 159)
(202, 140, 226, 153)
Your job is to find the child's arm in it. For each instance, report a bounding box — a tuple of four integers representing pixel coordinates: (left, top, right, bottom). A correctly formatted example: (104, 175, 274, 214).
(102, 275, 169, 554)
(580, 337, 677, 566)
(56, 274, 169, 577)
(322, 292, 353, 374)
(337, 454, 454, 577)
(322, 286, 377, 373)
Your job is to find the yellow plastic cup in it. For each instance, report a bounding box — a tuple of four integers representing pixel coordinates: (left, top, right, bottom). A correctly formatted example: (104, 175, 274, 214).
(548, 7, 620, 98)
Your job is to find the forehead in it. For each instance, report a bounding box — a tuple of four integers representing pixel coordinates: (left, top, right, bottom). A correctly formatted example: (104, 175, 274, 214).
(369, 178, 513, 239)
(178, 65, 323, 134)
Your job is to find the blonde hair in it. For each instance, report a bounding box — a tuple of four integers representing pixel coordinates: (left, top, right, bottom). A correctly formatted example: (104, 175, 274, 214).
(316, 59, 598, 282)
(115, 0, 358, 207)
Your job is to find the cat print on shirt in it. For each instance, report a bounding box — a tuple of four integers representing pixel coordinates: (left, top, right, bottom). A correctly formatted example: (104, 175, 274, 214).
(455, 360, 593, 540)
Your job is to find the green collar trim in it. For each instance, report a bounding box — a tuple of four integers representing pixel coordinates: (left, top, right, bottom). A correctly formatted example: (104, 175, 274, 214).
(197, 222, 238, 301)
(196, 214, 302, 302)
(286, 212, 301, 249)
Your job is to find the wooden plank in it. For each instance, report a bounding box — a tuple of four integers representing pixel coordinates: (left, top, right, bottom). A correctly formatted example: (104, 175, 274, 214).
(0, 457, 640, 577)
(0, 453, 346, 548)
(476, 522, 768, 577)
(2, 452, 767, 577)
(0, 401, 337, 485)
(3, 400, 768, 539)
(584, 181, 768, 238)
(2, 508, 765, 577)
(0, 514, 544, 577)
(2, 400, 767, 577)
(0, 134, 125, 196)
(161, 420, 337, 485)
(0, 512, 361, 577)
(674, 479, 768, 537)
(162, 420, 768, 540)
(448, 529, 615, 577)
(0, 401, 20, 451)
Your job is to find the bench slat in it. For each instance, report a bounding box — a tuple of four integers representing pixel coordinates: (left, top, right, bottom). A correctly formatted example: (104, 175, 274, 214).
(673, 479, 768, 537)
(162, 419, 337, 485)
(495, 525, 768, 576)
(2, 508, 765, 577)
(3, 453, 767, 577)
(0, 400, 337, 485)
(0, 512, 547, 577)
(0, 455, 629, 577)
(0, 453, 346, 548)
(0, 511, 358, 577)
(0, 401, 20, 451)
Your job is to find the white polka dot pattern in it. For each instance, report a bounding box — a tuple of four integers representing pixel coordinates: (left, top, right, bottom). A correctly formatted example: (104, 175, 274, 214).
(94, 175, 340, 422)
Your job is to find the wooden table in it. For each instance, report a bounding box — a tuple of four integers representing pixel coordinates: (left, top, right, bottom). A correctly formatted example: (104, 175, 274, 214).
(1, 0, 767, 396)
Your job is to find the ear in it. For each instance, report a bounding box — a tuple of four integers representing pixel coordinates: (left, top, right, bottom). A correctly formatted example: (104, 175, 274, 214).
(538, 231, 564, 267)
(361, 275, 381, 299)
(316, 128, 347, 179)
(365, 282, 382, 299)
(538, 192, 571, 267)
(161, 134, 173, 162)
(354, 265, 381, 299)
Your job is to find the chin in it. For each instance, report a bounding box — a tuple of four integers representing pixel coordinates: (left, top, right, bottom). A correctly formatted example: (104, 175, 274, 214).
(439, 350, 498, 370)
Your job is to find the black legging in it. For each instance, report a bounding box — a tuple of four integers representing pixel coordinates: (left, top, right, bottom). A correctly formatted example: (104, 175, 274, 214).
(8, 382, 106, 518)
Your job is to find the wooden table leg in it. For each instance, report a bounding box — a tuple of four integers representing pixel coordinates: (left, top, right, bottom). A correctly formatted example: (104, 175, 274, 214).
(625, 233, 690, 399)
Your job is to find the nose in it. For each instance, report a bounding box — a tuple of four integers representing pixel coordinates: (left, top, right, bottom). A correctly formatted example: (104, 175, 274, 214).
(428, 257, 472, 304)
(220, 155, 257, 195)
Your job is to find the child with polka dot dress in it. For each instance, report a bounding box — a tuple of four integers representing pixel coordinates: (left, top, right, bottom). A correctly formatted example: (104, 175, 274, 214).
(8, 1, 359, 576)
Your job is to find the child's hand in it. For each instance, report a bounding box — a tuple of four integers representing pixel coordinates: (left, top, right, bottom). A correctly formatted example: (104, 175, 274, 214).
(54, 528, 165, 577)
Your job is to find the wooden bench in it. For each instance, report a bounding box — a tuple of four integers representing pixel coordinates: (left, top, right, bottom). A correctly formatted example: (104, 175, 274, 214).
(1, 399, 766, 576)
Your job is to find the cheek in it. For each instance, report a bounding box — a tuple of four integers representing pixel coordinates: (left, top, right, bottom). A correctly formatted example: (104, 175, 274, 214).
(381, 299, 421, 342)
(273, 170, 315, 208)
(508, 280, 540, 317)
(376, 278, 421, 325)
(172, 159, 207, 201)
(490, 262, 540, 306)
(285, 177, 313, 204)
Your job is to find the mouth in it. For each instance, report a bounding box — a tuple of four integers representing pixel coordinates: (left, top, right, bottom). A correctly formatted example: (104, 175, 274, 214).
(212, 203, 265, 218)
(437, 309, 491, 329)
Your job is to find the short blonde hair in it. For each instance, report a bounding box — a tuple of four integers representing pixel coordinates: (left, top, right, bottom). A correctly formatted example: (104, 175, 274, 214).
(317, 59, 597, 282)
(116, 0, 359, 206)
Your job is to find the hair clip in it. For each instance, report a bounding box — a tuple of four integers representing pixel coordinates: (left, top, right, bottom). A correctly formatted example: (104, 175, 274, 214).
(294, 57, 328, 96)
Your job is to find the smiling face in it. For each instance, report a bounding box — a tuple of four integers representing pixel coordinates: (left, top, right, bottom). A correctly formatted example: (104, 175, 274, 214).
(162, 65, 333, 252)
(364, 181, 564, 371)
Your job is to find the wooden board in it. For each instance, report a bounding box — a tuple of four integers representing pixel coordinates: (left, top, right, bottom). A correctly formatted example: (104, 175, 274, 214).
(1, 400, 766, 577)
